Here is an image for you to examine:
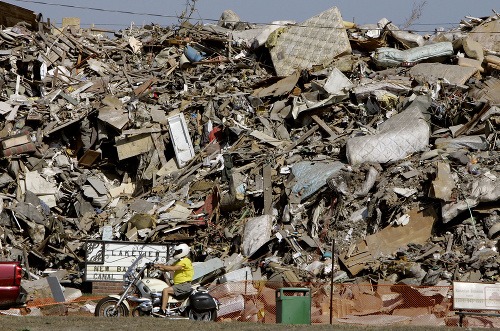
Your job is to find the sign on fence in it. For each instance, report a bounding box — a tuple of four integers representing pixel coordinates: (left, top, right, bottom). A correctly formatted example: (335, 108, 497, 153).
(84, 240, 173, 282)
(453, 281, 500, 310)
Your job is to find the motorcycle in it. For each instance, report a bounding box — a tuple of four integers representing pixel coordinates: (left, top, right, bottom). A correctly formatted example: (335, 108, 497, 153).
(94, 254, 219, 321)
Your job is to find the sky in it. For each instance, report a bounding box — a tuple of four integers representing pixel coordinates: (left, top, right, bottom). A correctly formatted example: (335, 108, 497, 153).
(3, 0, 499, 34)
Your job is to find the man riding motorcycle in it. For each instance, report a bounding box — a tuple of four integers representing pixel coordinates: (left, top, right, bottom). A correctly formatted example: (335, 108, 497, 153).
(153, 243, 193, 316)
(95, 243, 218, 321)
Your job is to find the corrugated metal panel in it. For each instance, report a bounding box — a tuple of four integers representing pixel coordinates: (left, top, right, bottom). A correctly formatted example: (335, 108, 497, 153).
(270, 7, 351, 76)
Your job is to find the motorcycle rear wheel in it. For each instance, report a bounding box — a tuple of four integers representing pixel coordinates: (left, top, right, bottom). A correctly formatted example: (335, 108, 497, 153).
(95, 297, 130, 317)
(187, 308, 217, 321)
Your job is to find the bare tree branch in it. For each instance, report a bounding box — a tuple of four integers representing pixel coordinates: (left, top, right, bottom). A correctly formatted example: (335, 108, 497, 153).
(402, 1, 427, 29)
(179, 0, 198, 24)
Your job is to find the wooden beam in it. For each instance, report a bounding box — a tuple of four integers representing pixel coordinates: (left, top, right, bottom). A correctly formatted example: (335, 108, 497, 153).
(284, 125, 319, 152)
(263, 164, 273, 215)
(311, 114, 338, 139)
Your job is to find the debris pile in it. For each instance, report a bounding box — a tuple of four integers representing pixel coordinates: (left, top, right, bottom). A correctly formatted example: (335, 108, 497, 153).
(0, 3, 499, 320)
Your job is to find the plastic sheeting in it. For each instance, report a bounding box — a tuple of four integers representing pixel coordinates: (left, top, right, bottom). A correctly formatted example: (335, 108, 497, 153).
(346, 95, 431, 165)
(290, 161, 345, 201)
(372, 42, 453, 68)
(441, 176, 500, 223)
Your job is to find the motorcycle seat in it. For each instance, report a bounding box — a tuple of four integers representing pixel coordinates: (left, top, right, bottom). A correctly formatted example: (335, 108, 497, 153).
(173, 290, 192, 301)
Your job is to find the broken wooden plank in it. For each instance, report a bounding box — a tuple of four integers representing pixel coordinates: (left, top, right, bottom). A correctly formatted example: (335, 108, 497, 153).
(311, 114, 338, 139)
(152, 132, 168, 167)
(44, 113, 90, 136)
(253, 71, 300, 98)
(454, 102, 491, 137)
(250, 130, 285, 147)
(115, 133, 154, 160)
(284, 124, 319, 152)
(263, 164, 273, 215)
(339, 249, 374, 276)
(122, 128, 162, 135)
(134, 78, 158, 96)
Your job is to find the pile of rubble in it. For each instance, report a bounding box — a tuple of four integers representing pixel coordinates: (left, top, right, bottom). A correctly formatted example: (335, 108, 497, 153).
(0, 3, 499, 300)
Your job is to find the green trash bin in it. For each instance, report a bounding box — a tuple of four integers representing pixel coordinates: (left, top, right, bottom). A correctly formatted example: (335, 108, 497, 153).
(276, 287, 311, 324)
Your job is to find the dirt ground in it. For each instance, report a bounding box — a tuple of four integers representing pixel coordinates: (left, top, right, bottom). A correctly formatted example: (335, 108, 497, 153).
(0, 316, 492, 331)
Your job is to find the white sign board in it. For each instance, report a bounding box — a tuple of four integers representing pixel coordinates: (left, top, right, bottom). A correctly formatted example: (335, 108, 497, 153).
(85, 240, 173, 282)
(453, 281, 500, 310)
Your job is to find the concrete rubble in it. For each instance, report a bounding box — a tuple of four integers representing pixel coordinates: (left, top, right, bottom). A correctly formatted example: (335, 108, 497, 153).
(0, 2, 500, 324)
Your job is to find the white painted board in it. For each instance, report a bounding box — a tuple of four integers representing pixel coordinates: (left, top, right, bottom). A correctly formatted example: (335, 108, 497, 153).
(168, 113, 195, 168)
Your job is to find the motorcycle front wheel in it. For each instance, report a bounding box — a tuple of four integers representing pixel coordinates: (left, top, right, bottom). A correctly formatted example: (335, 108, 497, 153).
(95, 297, 130, 317)
(187, 308, 217, 321)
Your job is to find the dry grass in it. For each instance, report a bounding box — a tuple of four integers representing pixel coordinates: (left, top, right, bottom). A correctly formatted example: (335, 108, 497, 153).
(0, 316, 491, 331)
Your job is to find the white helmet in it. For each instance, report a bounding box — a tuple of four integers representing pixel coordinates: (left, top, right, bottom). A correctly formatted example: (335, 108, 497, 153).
(172, 243, 190, 259)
